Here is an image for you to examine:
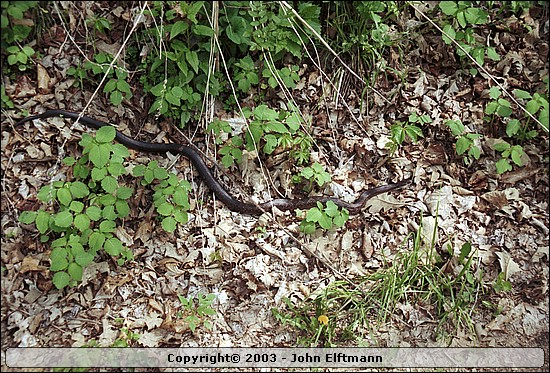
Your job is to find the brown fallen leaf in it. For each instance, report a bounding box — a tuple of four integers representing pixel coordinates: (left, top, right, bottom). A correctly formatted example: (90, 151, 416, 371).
(499, 167, 542, 184)
(481, 190, 509, 210)
(20, 256, 48, 274)
(36, 63, 51, 93)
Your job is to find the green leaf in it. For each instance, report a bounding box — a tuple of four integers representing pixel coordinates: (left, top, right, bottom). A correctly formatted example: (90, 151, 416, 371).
(70, 181, 89, 198)
(157, 202, 174, 216)
(446, 119, 464, 136)
(99, 220, 116, 233)
(36, 210, 51, 234)
(69, 201, 85, 213)
(263, 134, 278, 154)
(101, 176, 118, 193)
(513, 89, 532, 100)
(468, 145, 481, 160)
(111, 143, 129, 159)
(55, 210, 73, 228)
(306, 207, 323, 222)
(267, 121, 288, 133)
(162, 216, 177, 232)
(254, 105, 279, 121)
(317, 213, 332, 230)
(19, 211, 37, 224)
(165, 91, 180, 106)
(50, 247, 69, 271)
(324, 201, 339, 217)
(56, 187, 72, 206)
(73, 248, 94, 267)
(526, 99, 541, 115)
(38, 185, 56, 202)
(455, 136, 472, 155)
(67, 262, 83, 281)
(170, 20, 188, 40)
(496, 158, 512, 174)
(74, 214, 91, 232)
(486, 47, 500, 61)
(131, 165, 146, 177)
(492, 141, 510, 152)
(299, 220, 316, 234)
(173, 209, 188, 224)
(116, 79, 131, 94)
(99, 193, 116, 206)
(52, 271, 71, 289)
(459, 242, 472, 263)
(91, 167, 108, 182)
(63, 156, 76, 166)
(104, 79, 117, 93)
(89, 231, 106, 252)
(192, 24, 214, 36)
(489, 86, 501, 100)
(115, 199, 130, 218)
(89, 144, 110, 168)
(110, 90, 123, 106)
(173, 189, 189, 208)
(86, 206, 102, 221)
(510, 147, 523, 166)
(333, 212, 348, 227)
(506, 119, 521, 137)
(104, 237, 123, 256)
(496, 101, 513, 117)
(439, 2, 458, 15)
(116, 186, 134, 200)
(186, 51, 199, 74)
(96, 126, 117, 143)
(390, 125, 405, 145)
(404, 125, 424, 142)
(441, 24, 455, 44)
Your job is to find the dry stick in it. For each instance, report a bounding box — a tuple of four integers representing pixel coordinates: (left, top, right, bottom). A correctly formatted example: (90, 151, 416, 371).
(408, 2, 547, 132)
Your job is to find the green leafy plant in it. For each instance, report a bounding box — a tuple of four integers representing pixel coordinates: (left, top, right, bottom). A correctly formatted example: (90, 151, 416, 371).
(243, 104, 310, 164)
(446, 119, 481, 165)
(110, 327, 140, 347)
(292, 162, 331, 192)
(326, 1, 400, 84)
(1, 84, 14, 109)
(1, 1, 39, 47)
(177, 293, 217, 333)
(387, 112, 426, 153)
(234, 55, 260, 93)
(5, 44, 35, 71)
(439, 1, 499, 74)
(261, 64, 300, 89)
(18, 127, 194, 289)
(86, 15, 111, 35)
(131, 161, 191, 233)
(483, 86, 547, 173)
(298, 201, 349, 234)
(491, 140, 527, 174)
(509, 88, 549, 137)
(18, 126, 134, 289)
(492, 272, 512, 293)
(272, 297, 336, 347)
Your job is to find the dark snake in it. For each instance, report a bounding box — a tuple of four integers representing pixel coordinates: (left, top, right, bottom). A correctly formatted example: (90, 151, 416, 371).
(14, 109, 410, 215)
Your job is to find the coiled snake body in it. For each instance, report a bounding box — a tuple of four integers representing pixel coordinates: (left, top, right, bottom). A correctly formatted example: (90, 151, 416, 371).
(14, 110, 409, 215)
